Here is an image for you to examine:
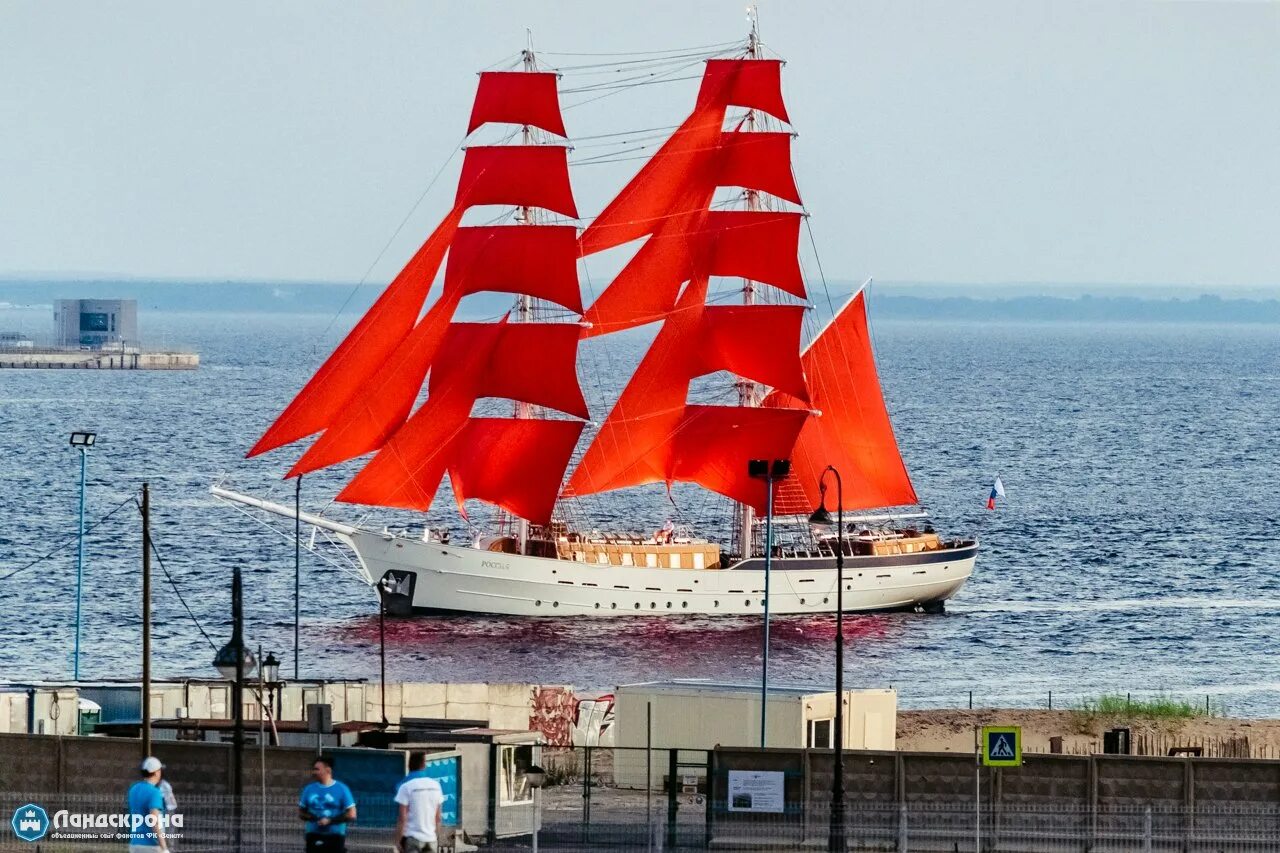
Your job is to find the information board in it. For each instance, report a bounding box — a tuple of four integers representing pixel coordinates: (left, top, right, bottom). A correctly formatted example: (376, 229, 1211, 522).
(727, 769, 785, 813)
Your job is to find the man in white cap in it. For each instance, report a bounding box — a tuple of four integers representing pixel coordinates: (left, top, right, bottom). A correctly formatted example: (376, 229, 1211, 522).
(127, 757, 169, 853)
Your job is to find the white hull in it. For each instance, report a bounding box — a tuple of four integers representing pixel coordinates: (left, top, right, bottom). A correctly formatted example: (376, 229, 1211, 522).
(211, 487, 975, 618)
(353, 530, 976, 618)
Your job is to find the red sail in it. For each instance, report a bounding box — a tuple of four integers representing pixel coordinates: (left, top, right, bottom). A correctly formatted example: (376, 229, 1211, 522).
(692, 305, 809, 403)
(569, 278, 811, 511)
(467, 71, 567, 137)
(582, 208, 803, 337)
(668, 405, 809, 512)
(287, 289, 462, 477)
(577, 105, 725, 256)
(449, 418, 585, 525)
(445, 225, 582, 314)
(703, 210, 805, 298)
(767, 291, 918, 514)
(431, 322, 589, 419)
(580, 206, 710, 337)
(457, 145, 579, 218)
(716, 132, 801, 204)
(335, 382, 475, 511)
(247, 204, 464, 458)
(697, 59, 790, 123)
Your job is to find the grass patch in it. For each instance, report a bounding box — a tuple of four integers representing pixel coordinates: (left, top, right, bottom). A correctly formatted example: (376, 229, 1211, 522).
(1073, 693, 1222, 719)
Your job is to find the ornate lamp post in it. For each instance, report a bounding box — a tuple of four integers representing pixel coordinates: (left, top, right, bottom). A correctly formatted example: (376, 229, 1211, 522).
(809, 466, 846, 852)
(213, 565, 256, 852)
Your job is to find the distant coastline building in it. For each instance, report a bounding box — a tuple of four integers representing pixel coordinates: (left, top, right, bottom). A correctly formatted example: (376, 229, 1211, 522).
(54, 298, 138, 349)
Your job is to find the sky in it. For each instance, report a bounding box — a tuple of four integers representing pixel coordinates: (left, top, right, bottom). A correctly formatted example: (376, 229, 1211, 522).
(1, 0, 1277, 289)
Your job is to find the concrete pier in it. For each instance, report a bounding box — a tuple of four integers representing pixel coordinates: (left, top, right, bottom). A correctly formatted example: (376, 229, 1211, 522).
(0, 349, 199, 369)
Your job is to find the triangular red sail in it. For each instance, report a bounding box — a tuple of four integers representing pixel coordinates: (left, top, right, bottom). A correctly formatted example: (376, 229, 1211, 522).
(247, 204, 464, 458)
(445, 225, 582, 313)
(288, 289, 462, 477)
(449, 418, 585, 525)
(703, 210, 805, 298)
(457, 146, 579, 218)
(767, 291, 918, 514)
(581, 207, 803, 338)
(431, 322, 589, 419)
(691, 305, 809, 403)
(580, 206, 711, 337)
(577, 106, 725, 256)
(335, 382, 475, 511)
(697, 59, 790, 123)
(715, 132, 801, 204)
(468, 71, 567, 137)
(569, 278, 812, 510)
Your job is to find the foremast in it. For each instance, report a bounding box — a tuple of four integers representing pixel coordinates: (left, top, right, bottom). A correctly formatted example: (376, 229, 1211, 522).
(248, 52, 589, 535)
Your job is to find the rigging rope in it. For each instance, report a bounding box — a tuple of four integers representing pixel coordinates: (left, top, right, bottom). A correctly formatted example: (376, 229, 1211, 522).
(138, 500, 220, 653)
(0, 495, 136, 582)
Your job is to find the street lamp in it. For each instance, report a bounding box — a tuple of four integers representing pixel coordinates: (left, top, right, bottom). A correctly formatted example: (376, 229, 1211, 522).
(69, 430, 96, 680)
(526, 764, 547, 853)
(213, 564, 256, 852)
(809, 465, 846, 852)
(748, 458, 790, 748)
(378, 575, 396, 728)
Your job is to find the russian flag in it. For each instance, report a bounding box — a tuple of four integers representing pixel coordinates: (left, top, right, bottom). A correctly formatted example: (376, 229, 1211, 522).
(987, 476, 1005, 510)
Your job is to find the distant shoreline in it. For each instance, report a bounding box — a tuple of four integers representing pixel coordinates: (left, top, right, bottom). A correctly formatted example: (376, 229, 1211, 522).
(2, 280, 1280, 323)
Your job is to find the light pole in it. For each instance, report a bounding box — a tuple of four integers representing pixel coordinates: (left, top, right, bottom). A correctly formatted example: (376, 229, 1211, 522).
(214, 564, 256, 853)
(69, 431, 96, 679)
(526, 764, 546, 853)
(748, 458, 790, 748)
(809, 466, 846, 852)
(377, 575, 395, 728)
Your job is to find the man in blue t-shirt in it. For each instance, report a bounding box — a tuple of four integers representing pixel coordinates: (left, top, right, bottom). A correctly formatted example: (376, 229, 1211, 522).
(298, 756, 357, 853)
(127, 757, 169, 852)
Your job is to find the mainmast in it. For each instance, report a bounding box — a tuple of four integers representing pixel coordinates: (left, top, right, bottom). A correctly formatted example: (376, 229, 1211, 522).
(735, 6, 763, 558)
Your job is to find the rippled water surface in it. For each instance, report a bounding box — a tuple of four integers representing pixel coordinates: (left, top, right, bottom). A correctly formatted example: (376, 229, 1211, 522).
(1, 309, 1277, 713)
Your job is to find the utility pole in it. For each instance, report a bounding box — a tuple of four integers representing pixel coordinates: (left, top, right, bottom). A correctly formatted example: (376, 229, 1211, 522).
(141, 482, 152, 758)
(294, 474, 301, 680)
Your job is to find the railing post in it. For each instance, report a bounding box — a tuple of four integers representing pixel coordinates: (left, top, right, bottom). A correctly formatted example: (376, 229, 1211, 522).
(1142, 804, 1152, 852)
(897, 802, 907, 852)
(582, 746, 592, 843)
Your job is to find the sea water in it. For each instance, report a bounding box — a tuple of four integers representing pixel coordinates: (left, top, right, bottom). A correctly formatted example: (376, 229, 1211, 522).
(1, 309, 1277, 713)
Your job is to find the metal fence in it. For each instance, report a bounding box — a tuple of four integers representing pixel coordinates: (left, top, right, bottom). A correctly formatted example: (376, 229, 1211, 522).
(9, 790, 1280, 850)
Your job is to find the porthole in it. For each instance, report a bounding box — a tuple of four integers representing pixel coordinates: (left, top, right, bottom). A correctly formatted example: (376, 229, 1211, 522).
(800, 598, 805, 605)
(682, 601, 688, 608)
(714, 600, 719, 607)
(535, 600, 542, 606)
(650, 602, 657, 609)
(745, 599, 751, 607)
(666, 601, 672, 608)
(635, 603, 641, 609)
(823, 597, 829, 604)
(553, 601, 559, 608)
(594, 603, 600, 609)
(611, 603, 618, 610)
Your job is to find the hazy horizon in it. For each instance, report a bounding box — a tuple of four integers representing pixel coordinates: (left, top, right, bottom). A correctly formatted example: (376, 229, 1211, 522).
(3, 1, 1278, 289)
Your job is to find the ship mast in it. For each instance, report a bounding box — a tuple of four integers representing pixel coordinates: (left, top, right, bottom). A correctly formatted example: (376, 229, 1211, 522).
(512, 32, 537, 554)
(734, 7, 762, 559)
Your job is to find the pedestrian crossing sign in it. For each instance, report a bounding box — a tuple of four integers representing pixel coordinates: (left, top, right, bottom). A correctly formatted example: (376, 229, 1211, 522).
(981, 726, 1022, 766)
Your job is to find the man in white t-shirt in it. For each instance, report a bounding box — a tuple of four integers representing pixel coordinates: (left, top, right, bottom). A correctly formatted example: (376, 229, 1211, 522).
(393, 752, 445, 853)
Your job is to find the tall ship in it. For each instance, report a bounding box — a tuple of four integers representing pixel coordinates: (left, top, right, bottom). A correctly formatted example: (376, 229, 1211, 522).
(214, 22, 978, 618)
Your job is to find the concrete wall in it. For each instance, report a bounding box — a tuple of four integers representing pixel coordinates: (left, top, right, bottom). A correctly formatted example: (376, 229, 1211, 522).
(0, 350, 198, 369)
(710, 747, 1280, 849)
